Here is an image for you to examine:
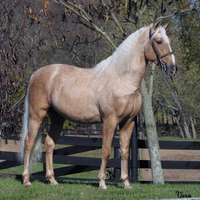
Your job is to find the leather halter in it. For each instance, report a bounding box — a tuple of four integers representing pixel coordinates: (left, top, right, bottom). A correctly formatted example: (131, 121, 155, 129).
(149, 30, 174, 71)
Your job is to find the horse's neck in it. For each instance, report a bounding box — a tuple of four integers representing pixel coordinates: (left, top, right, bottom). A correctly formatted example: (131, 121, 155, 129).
(94, 26, 149, 80)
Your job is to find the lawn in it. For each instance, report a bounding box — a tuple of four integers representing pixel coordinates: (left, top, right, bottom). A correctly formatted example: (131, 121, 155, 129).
(0, 178, 199, 200)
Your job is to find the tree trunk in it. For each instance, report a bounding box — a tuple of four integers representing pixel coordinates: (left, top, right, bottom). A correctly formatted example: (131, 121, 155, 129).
(182, 117, 191, 138)
(175, 117, 185, 138)
(190, 116, 196, 139)
(141, 79, 164, 184)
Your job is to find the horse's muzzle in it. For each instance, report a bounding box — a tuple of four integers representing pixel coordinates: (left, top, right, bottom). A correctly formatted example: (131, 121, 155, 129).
(164, 63, 177, 76)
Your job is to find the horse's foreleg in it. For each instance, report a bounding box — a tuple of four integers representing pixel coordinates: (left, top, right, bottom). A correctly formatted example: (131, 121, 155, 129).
(119, 119, 135, 189)
(98, 118, 117, 189)
(45, 110, 64, 185)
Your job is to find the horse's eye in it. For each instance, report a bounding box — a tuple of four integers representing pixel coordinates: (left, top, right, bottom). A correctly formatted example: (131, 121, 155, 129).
(157, 40, 162, 45)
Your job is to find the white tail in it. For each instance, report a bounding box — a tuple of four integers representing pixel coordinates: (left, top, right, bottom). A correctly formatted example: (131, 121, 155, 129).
(19, 91, 42, 165)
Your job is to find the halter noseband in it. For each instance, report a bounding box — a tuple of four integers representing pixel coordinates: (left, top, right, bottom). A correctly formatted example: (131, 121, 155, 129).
(149, 30, 174, 71)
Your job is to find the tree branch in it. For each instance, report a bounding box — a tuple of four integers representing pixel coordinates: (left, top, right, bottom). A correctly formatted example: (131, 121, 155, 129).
(149, 0, 159, 10)
(54, 0, 117, 49)
(156, 7, 199, 21)
(100, 0, 126, 36)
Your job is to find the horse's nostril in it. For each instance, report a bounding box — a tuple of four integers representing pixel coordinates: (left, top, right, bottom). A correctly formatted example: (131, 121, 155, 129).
(170, 65, 177, 76)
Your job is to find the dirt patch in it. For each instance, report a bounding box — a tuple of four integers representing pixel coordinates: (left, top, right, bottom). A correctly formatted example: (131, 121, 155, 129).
(0, 139, 20, 152)
(141, 149, 200, 182)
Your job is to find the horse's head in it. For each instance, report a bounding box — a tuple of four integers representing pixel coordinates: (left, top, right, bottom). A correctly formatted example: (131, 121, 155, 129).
(144, 21, 177, 76)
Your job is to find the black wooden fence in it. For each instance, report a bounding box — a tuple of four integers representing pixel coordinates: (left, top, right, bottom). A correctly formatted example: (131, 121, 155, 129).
(138, 139, 200, 184)
(1, 127, 200, 184)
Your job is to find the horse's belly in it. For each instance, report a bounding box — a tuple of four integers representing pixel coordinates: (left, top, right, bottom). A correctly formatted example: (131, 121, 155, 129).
(53, 101, 101, 123)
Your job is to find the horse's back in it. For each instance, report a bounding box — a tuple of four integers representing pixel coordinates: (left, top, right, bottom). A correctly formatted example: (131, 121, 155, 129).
(28, 64, 79, 101)
(29, 64, 91, 92)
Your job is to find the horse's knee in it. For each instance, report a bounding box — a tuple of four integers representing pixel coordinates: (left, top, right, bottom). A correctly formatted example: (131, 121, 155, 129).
(101, 149, 110, 160)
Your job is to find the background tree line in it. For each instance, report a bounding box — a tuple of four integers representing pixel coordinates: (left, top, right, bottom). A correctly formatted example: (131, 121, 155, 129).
(0, 0, 200, 139)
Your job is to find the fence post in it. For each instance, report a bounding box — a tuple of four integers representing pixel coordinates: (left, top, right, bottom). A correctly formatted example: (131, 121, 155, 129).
(43, 163, 46, 175)
(114, 146, 121, 180)
(130, 118, 138, 183)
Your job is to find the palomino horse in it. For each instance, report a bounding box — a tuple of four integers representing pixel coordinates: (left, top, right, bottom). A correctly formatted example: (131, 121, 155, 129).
(20, 21, 177, 189)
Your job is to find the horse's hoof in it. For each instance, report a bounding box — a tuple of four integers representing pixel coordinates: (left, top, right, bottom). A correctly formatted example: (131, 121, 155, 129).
(50, 181, 58, 186)
(123, 180, 132, 190)
(124, 185, 132, 190)
(99, 186, 107, 190)
(47, 175, 58, 186)
(98, 180, 107, 190)
(99, 181, 107, 190)
(24, 182, 31, 189)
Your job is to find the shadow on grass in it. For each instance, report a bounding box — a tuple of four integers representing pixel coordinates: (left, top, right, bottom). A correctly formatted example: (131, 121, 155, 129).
(55, 178, 123, 189)
(0, 173, 123, 189)
(40, 177, 123, 189)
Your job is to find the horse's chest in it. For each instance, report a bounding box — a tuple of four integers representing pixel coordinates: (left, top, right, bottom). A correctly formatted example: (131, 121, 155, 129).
(114, 89, 142, 118)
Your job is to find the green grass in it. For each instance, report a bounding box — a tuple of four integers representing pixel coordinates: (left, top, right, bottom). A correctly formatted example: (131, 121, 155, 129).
(0, 178, 199, 200)
(158, 137, 200, 142)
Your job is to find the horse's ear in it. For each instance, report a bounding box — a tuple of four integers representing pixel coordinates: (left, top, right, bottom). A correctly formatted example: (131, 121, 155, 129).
(153, 20, 162, 30)
(163, 22, 170, 30)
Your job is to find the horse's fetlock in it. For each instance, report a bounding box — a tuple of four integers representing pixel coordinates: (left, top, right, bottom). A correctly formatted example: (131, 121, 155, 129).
(98, 173, 105, 180)
(121, 174, 129, 181)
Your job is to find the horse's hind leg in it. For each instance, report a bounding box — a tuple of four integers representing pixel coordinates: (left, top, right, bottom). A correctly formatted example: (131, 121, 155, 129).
(45, 108, 65, 185)
(23, 113, 46, 188)
(119, 119, 135, 189)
